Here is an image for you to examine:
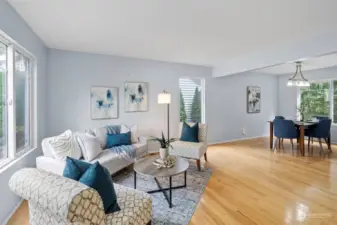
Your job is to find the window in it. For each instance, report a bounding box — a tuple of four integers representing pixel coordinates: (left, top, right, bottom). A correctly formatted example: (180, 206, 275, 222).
(0, 42, 7, 160)
(0, 31, 35, 165)
(15, 51, 31, 152)
(179, 78, 205, 123)
(299, 81, 330, 120)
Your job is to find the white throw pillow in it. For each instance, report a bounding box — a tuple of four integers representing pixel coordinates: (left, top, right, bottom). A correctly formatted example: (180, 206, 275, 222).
(92, 127, 108, 149)
(48, 130, 82, 161)
(76, 132, 102, 161)
(121, 124, 139, 143)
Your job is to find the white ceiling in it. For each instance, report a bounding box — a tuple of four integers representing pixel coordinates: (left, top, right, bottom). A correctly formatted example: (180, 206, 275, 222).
(7, 0, 337, 67)
(256, 52, 337, 75)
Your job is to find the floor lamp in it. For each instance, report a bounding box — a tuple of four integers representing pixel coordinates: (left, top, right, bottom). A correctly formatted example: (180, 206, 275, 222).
(158, 90, 171, 140)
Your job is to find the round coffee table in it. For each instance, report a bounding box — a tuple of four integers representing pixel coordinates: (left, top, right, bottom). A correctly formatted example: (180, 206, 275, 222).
(133, 156, 189, 208)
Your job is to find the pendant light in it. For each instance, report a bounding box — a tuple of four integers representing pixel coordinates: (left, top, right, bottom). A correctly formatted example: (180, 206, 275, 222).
(287, 61, 310, 87)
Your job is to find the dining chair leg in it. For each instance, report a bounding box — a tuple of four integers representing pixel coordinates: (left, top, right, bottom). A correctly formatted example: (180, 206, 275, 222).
(278, 138, 281, 149)
(307, 137, 311, 152)
(290, 139, 294, 148)
(318, 138, 324, 154)
(204, 152, 207, 161)
(324, 138, 332, 153)
(273, 138, 278, 151)
(280, 138, 284, 149)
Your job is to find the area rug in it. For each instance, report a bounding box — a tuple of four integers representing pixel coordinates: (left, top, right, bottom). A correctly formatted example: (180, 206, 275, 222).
(112, 163, 212, 225)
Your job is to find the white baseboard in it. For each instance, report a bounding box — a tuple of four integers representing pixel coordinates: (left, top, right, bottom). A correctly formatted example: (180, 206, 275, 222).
(2, 199, 24, 225)
(208, 136, 267, 146)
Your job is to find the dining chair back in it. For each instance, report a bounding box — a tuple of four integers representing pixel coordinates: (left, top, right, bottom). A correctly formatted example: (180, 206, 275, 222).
(308, 119, 331, 138)
(273, 119, 297, 139)
(275, 116, 285, 120)
(313, 116, 330, 121)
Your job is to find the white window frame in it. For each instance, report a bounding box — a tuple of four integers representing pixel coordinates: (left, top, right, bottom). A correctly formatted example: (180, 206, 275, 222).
(297, 79, 336, 124)
(179, 77, 206, 123)
(0, 30, 37, 168)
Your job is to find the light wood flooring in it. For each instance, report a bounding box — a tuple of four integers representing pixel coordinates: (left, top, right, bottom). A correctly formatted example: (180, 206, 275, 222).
(7, 138, 337, 225)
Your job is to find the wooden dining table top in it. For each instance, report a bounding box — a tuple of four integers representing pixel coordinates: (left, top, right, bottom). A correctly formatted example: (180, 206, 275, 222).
(267, 120, 318, 126)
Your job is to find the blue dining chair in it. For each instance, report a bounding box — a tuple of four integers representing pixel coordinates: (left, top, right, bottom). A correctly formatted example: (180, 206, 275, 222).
(306, 119, 332, 153)
(312, 116, 330, 121)
(273, 119, 298, 151)
(275, 116, 285, 120)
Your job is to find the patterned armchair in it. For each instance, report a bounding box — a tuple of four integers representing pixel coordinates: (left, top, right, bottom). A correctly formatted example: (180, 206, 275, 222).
(9, 168, 152, 225)
(169, 123, 208, 171)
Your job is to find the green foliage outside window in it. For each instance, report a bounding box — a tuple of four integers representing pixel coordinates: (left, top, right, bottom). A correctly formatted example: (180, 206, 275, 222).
(191, 87, 201, 122)
(300, 82, 330, 121)
(180, 89, 187, 122)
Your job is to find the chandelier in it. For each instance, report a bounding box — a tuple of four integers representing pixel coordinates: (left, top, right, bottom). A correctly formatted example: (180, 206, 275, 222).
(287, 61, 310, 87)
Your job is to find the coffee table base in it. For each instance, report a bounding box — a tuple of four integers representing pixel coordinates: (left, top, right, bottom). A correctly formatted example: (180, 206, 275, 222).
(134, 171, 187, 208)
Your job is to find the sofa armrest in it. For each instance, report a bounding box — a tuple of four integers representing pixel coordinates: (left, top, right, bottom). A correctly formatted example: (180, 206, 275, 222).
(9, 168, 105, 225)
(139, 136, 148, 145)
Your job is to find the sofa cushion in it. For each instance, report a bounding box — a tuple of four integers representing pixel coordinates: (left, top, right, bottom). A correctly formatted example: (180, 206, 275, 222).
(93, 127, 108, 149)
(120, 124, 139, 143)
(180, 122, 199, 143)
(79, 162, 120, 214)
(105, 184, 152, 225)
(47, 130, 82, 160)
(106, 132, 131, 148)
(77, 132, 102, 161)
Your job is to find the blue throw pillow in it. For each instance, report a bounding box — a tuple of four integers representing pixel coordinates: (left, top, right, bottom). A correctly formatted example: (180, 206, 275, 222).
(180, 122, 199, 142)
(79, 162, 120, 213)
(106, 132, 131, 148)
(63, 157, 91, 180)
(63, 157, 120, 214)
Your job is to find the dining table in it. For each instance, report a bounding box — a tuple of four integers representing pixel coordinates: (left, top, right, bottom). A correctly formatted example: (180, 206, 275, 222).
(267, 120, 331, 156)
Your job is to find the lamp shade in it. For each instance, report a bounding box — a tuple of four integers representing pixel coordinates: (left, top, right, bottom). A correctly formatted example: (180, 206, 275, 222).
(158, 92, 171, 104)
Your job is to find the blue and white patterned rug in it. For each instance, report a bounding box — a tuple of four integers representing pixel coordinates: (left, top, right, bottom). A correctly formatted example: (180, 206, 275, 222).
(112, 163, 212, 225)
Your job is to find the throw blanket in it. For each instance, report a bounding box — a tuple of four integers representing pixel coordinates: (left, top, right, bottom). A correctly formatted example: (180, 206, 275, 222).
(105, 125, 136, 162)
(107, 145, 136, 162)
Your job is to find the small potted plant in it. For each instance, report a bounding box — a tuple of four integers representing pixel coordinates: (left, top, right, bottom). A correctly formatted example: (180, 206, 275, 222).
(297, 100, 309, 122)
(151, 132, 176, 159)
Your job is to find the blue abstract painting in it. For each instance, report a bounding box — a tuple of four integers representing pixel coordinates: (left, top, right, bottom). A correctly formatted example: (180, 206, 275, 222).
(91, 87, 118, 119)
(124, 82, 148, 112)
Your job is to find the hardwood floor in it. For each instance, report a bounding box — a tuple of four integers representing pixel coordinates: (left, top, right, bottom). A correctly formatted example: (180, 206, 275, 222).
(7, 138, 337, 225)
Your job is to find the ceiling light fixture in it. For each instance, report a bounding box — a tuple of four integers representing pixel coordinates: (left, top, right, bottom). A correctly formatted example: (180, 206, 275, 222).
(287, 61, 310, 87)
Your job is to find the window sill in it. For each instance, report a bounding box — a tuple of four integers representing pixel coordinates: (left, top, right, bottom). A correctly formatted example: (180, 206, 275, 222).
(0, 147, 37, 174)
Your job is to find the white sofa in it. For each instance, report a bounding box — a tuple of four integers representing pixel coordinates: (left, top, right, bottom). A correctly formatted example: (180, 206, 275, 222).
(37, 125, 148, 176)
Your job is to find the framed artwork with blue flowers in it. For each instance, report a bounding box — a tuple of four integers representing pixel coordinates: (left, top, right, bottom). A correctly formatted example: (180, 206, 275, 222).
(124, 82, 148, 112)
(91, 86, 118, 119)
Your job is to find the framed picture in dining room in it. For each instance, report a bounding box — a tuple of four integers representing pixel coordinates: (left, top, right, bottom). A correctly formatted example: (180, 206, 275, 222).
(247, 86, 261, 113)
(124, 81, 148, 112)
(90, 86, 118, 119)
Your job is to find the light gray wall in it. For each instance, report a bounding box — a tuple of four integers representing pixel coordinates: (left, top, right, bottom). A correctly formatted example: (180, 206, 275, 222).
(278, 66, 337, 142)
(0, 1, 48, 224)
(209, 72, 278, 142)
(47, 49, 278, 143)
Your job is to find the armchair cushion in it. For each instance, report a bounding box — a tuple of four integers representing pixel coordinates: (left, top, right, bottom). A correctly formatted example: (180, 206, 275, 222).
(180, 122, 199, 142)
(170, 140, 207, 159)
